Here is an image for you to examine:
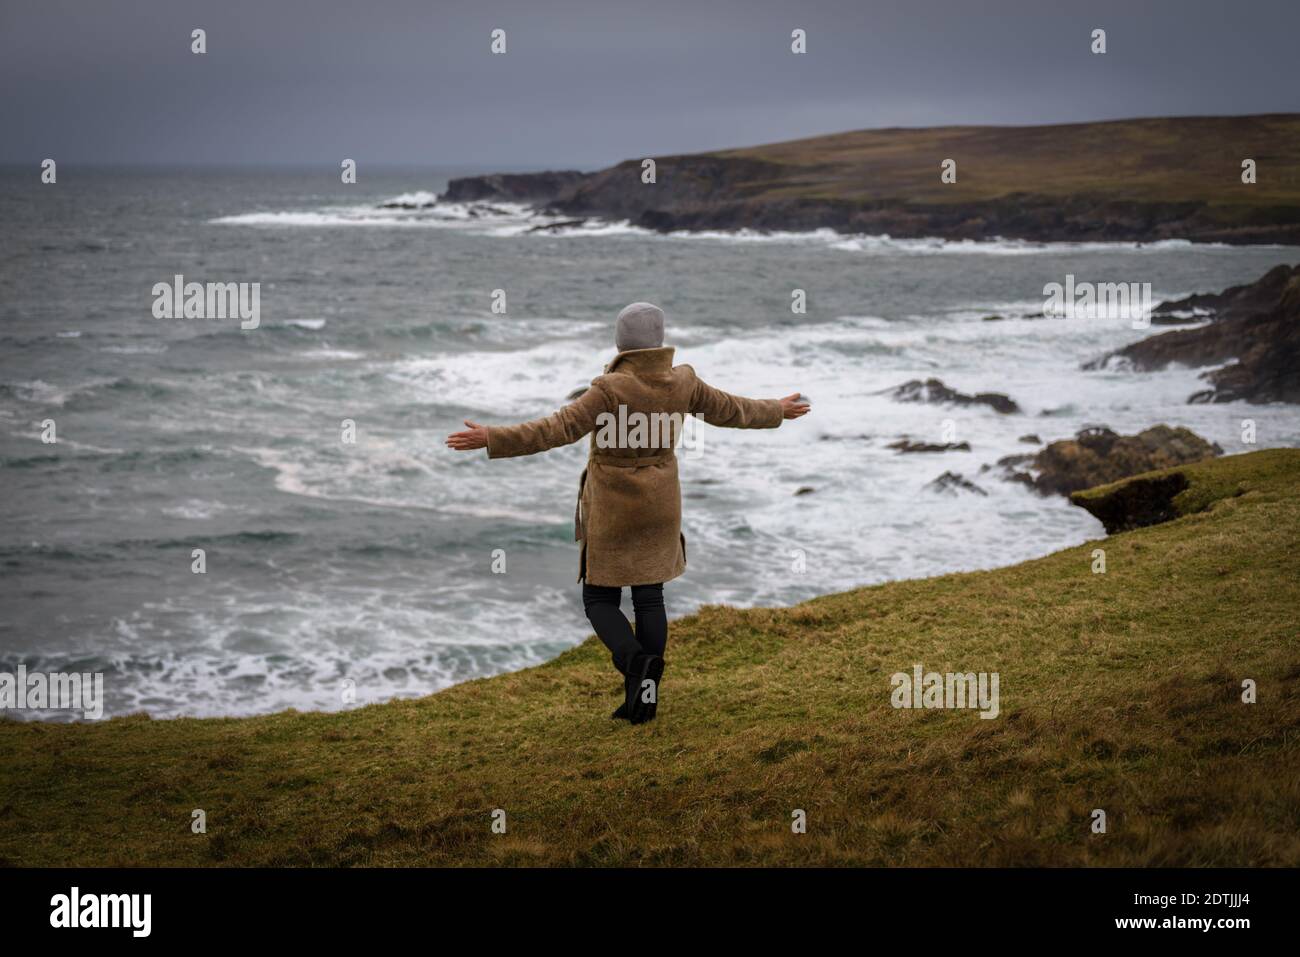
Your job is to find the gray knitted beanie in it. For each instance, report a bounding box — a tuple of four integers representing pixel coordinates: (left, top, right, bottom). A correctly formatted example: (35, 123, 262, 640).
(615, 302, 665, 352)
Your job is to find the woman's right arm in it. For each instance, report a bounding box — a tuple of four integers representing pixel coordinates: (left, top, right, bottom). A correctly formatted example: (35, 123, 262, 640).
(483, 382, 614, 458)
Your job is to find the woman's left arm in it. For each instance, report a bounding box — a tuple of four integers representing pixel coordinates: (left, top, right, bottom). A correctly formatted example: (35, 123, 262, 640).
(445, 383, 612, 457)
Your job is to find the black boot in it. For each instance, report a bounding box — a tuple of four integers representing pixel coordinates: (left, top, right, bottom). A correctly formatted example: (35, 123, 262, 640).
(611, 667, 635, 720)
(641, 657, 665, 722)
(628, 654, 664, 724)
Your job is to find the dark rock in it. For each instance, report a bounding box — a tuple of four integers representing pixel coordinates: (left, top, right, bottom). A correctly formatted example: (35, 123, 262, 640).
(927, 471, 988, 496)
(886, 378, 1021, 414)
(1018, 434, 1042, 444)
(378, 199, 436, 209)
(794, 486, 815, 496)
(441, 171, 589, 204)
(888, 439, 971, 453)
(1069, 472, 1191, 533)
(526, 219, 587, 234)
(993, 452, 1036, 486)
(566, 386, 589, 401)
(1006, 425, 1221, 496)
(1084, 264, 1300, 404)
(1149, 264, 1299, 324)
(1194, 290, 1300, 403)
(981, 314, 1005, 322)
(1148, 310, 1213, 327)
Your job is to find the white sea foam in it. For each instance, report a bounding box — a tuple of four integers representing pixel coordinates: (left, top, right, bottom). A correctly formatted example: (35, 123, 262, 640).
(209, 196, 1251, 256)
(8, 379, 76, 405)
(210, 210, 404, 227)
(3, 432, 127, 455)
(100, 343, 168, 355)
(22, 583, 570, 719)
(232, 442, 566, 524)
(210, 198, 542, 230)
(296, 347, 364, 360)
(379, 190, 439, 207)
(159, 499, 229, 520)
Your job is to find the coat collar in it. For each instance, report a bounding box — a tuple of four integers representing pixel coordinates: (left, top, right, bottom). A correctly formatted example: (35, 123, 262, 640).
(605, 346, 675, 375)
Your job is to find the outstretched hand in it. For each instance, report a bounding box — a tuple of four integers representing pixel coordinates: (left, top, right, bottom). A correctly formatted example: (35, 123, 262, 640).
(446, 420, 489, 451)
(780, 393, 811, 420)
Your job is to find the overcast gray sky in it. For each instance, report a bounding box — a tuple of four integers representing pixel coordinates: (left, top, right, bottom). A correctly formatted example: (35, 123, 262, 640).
(2, 0, 1297, 169)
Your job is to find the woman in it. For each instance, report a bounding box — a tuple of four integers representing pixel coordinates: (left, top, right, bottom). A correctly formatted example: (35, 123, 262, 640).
(446, 302, 809, 724)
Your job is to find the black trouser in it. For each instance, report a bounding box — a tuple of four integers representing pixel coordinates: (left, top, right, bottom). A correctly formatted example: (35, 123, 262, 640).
(582, 583, 667, 676)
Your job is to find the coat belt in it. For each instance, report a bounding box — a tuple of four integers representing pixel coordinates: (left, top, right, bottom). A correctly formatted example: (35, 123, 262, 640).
(575, 452, 676, 541)
(588, 451, 676, 468)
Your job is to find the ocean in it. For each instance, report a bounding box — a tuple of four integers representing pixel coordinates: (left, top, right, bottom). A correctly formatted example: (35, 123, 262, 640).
(2, 166, 1297, 719)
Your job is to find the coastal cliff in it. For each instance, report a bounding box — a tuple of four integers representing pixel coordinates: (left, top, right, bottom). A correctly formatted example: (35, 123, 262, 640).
(442, 114, 1300, 244)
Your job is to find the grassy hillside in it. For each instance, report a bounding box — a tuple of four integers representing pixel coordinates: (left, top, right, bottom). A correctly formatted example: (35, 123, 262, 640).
(531, 114, 1300, 241)
(713, 114, 1300, 207)
(2, 450, 1298, 867)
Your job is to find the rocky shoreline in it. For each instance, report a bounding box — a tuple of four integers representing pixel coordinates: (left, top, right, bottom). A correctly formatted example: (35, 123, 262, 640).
(1086, 263, 1300, 403)
(875, 376, 1227, 501)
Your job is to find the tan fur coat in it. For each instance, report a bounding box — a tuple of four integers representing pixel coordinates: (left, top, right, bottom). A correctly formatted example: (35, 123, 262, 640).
(486, 347, 783, 586)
